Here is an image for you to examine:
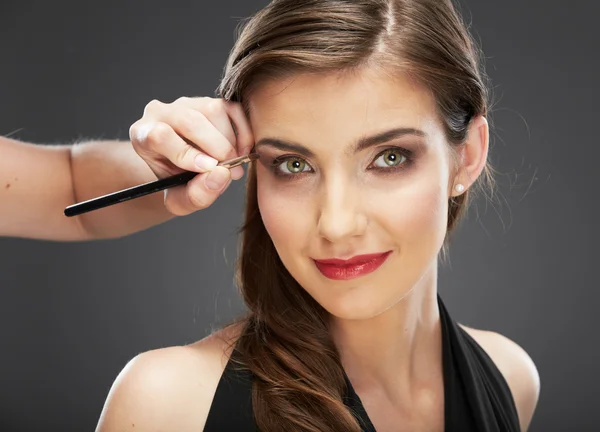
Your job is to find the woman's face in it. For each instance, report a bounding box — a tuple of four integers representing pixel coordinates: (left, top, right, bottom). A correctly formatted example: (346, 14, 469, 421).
(249, 68, 456, 320)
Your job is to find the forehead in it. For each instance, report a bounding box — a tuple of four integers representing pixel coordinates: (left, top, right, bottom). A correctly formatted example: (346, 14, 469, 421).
(247, 68, 441, 141)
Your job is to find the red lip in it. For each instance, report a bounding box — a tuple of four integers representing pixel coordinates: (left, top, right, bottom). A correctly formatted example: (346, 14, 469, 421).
(313, 251, 392, 280)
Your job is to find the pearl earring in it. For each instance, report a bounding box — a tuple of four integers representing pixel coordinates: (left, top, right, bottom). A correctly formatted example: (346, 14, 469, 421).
(455, 184, 465, 193)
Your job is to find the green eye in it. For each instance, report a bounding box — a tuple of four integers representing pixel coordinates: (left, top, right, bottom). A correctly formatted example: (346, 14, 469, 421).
(269, 156, 313, 177)
(373, 149, 407, 168)
(279, 158, 309, 174)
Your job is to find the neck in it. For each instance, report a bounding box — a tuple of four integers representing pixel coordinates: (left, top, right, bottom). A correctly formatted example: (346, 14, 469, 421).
(329, 261, 442, 400)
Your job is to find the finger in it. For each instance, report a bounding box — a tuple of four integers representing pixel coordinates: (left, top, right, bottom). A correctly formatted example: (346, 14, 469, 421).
(176, 97, 238, 150)
(130, 120, 219, 176)
(157, 104, 238, 162)
(224, 101, 255, 156)
(174, 97, 254, 157)
(223, 102, 253, 180)
(174, 98, 245, 180)
(229, 165, 245, 180)
(163, 166, 232, 216)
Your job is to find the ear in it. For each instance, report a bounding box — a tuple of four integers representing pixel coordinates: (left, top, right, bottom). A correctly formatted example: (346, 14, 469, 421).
(449, 115, 489, 197)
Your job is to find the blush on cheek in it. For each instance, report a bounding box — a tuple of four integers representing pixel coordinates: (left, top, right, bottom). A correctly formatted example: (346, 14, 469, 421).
(256, 181, 280, 238)
(257, 176, 313, 255)
(404, 185, 449, 250)
(373, 180, 448, 252)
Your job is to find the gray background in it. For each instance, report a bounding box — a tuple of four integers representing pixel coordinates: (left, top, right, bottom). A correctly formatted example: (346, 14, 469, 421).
(1, 0, 598, 430)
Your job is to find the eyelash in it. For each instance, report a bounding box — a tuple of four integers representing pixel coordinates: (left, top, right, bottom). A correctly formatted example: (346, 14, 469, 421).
(269, 146, 415, 179)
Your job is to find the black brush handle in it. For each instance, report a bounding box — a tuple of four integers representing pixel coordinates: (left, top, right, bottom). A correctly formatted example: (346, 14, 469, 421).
(64, 171, 197, 217)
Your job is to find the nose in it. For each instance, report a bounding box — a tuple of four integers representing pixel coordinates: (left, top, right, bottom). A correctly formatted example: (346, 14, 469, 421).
(316, 176, 367, 243)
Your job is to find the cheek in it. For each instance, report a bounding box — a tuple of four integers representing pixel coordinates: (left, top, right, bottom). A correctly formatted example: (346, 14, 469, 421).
(371, 175, 448, 250)
(256, 172, 312, 255)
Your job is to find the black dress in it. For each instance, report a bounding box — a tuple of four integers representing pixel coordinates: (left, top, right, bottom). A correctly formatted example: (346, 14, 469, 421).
(204, 294, 521, 431)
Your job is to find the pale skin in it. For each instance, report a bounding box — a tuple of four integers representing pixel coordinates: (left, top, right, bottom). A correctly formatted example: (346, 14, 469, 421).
(96, 69, 540, 432)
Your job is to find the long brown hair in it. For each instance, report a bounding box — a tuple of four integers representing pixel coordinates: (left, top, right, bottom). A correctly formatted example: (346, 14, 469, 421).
(217, 1, 494, 430)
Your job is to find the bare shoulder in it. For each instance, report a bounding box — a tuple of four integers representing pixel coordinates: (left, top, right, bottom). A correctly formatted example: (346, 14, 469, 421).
(459, 324, 541, 432)
(95, 322, 244, 432)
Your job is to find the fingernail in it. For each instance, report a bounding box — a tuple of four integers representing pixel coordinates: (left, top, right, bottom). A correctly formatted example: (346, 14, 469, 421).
(231, 165, 244, 180)
(205, 167, 229, 190)
(195, 154, 218, 171)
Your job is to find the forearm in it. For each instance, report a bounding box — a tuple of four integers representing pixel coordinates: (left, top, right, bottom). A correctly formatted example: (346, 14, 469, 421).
(0, 136, 174, 241)
(70, 139, 175, 240)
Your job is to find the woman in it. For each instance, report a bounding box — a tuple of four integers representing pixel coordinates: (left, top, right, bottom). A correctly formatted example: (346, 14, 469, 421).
(97, 0, 540, 431)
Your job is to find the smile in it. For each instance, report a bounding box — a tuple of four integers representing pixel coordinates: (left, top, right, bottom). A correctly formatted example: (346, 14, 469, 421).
(312, 251, 392, 281)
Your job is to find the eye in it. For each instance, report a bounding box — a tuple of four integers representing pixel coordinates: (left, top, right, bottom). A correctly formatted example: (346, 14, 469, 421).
(272, 157, 312, 175)
(371, 148, 409, 169)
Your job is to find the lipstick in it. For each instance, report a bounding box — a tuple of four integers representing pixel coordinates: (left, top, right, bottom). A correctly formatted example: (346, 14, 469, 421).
(313, 251, 392, 281)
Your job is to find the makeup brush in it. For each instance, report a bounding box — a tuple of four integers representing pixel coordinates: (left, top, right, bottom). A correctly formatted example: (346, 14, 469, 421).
(64, 153, 259, 217)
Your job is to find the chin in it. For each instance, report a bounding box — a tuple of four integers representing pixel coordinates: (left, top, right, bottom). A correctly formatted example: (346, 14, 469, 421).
(309, 282, 401, 321)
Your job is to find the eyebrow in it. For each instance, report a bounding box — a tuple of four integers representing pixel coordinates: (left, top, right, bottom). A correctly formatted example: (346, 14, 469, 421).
(254, 127, 427, 158)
